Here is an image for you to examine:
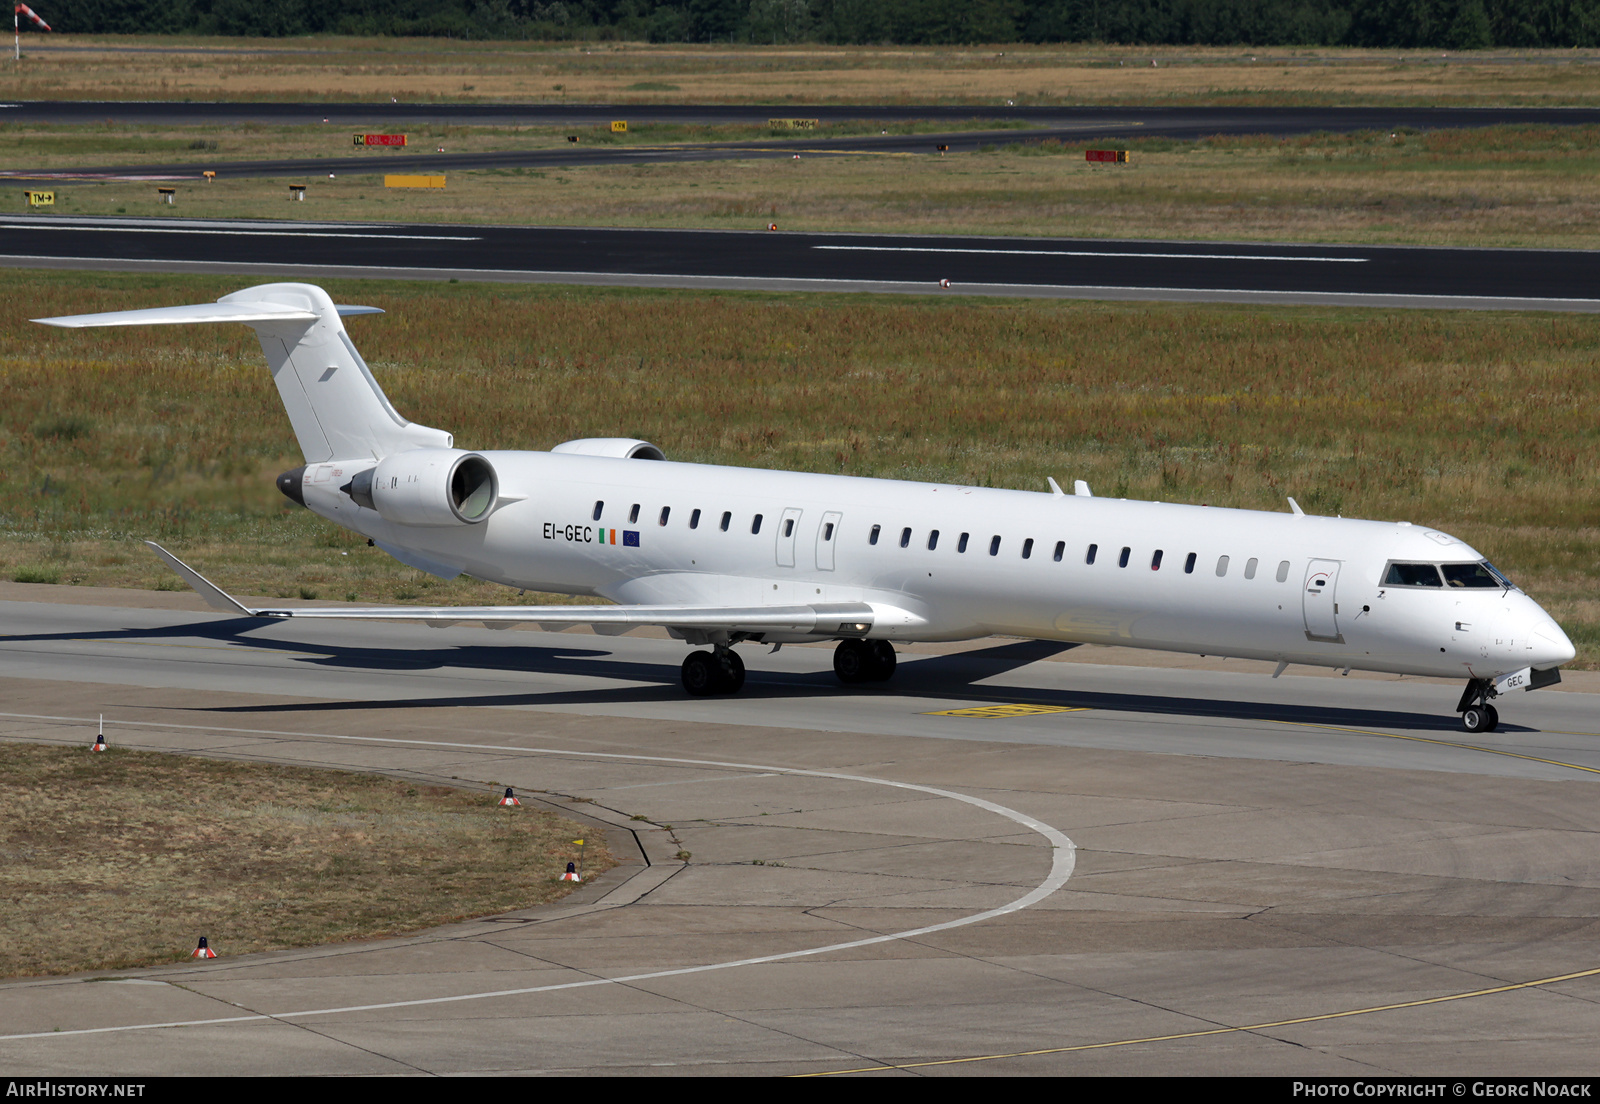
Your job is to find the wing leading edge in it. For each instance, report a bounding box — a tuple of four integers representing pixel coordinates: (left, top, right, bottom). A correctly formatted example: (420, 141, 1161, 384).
(144, 542, 876, 637)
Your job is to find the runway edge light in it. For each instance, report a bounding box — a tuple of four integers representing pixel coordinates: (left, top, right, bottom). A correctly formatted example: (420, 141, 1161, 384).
(92, 715, 106, 752)
(498, 787, 521, 807)
(191, 936, 217, 960)
(562, 862, 581, 882)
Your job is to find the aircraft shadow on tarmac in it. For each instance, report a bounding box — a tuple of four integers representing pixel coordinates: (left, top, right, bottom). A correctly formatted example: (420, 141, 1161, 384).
(3, 617, 1479, 733)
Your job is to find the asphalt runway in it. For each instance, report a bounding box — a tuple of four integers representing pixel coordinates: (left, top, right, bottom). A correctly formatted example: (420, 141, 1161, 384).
(6, 213, 1600, 310)
(2, 587, 1598, 1075)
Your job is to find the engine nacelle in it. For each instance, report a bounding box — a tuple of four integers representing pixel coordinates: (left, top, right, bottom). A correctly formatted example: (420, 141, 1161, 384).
(344, 449, 499, 527)
(549, 437, 666, 461)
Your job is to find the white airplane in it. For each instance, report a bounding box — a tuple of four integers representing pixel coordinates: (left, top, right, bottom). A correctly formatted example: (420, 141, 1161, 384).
(36, 282, 1575, 731)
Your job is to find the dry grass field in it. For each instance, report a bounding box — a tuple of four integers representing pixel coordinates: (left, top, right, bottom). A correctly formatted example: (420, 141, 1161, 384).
(3, 270, 1596, 664)
(0, 740, 612, 977)
(10, 125, 1600, 249)
(8, 37, 1600, 106)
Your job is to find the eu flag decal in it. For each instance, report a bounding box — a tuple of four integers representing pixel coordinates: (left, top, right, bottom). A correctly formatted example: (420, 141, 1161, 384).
(622, 530, 640, 547)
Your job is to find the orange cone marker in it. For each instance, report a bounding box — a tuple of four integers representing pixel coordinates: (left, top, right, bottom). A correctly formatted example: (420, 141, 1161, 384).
(498, 787, 521, 807)
(939, 279, 951, 289)
(191, 936, 217, 959)
(561, 862, 581, 882)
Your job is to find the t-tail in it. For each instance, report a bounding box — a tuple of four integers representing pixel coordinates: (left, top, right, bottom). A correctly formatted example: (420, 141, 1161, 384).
(33, 282, 451, 463)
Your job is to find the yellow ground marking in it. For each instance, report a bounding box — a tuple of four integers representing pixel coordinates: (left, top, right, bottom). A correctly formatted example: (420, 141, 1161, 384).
(800, 964, 1600, 1075)
(1279, 719, 1600, 777)
(924, 703, 1089, 718)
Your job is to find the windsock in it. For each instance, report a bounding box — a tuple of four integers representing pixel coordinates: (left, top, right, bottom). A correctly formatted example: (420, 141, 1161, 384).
(191, 936, 217, 959)
(16, 4, 51, 30)
(498, 787, 520, 807)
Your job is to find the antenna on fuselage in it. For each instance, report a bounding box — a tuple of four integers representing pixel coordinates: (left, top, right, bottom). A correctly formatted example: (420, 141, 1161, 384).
(1073, 480, 1092, 497)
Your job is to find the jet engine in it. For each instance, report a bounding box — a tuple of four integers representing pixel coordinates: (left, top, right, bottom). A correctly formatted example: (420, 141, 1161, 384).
(343, 449, 499, 526)
(549, 438, 666, 461)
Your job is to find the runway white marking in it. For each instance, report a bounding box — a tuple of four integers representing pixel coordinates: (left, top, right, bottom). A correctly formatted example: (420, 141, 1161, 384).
(815, 245, 1367, 263)
(0, 713, 1077, 1042)
(0, 222, 479, 241)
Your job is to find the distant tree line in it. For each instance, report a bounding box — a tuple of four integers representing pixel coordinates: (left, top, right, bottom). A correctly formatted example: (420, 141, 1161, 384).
(33, 0, 1600, 49)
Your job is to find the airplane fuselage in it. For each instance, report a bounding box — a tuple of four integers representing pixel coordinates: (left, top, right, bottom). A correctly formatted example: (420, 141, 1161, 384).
(297, 451, 1572, 683)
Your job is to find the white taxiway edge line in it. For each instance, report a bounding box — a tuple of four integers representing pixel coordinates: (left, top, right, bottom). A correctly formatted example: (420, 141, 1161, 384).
(0, 223, 480, 241)
(0, 714, 1077, 1042)
(815, 245, 1368, 263)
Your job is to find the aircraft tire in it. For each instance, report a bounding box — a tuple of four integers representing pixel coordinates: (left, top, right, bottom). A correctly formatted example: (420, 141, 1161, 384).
(681, 650, 718, 696)
(1461, 706, 1491, 733)
(719, 649, 746, 694)
(834, 639, 871, 683)
(1485, 704, 1499, 731)
(867, 641, 897, 681)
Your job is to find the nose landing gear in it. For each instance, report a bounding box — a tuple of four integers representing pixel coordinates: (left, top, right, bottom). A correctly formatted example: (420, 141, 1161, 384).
(681, 646, 746, 696)
(834, 639, 897, 684)
(1456, 677, 1500, 733)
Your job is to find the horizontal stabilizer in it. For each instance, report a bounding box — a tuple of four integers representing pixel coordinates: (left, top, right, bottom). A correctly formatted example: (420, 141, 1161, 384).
(145, 542, 878, 636)
(33, 302, 318, 328)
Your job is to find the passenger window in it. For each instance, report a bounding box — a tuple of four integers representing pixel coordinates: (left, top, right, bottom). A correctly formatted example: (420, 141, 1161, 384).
(1216, 555, 1229, 577)
(928, 530, 939, 551)
(900, 527, 911, 548)
(1118, 547, 1131, 568)
(1383, 562, 1444, 587)
(784, 518, 795, 537)
(1151, 549, 1163, 571)
(1245, 557, 1258, 580)
(659, 506, 670, 526)
(592, 500, 604, 522)
(1022, 538, 1034, 560)
(1086, 543, 1098, 565)
(870, 524, 881, 546)
(1276, 560, 1290, 583)
(690, 508, 701, 529)
(719, 511, 731, 532)
(628, 504, 640, 524)
(958, 532, 969, 553)
(1053, 541, 1065, 562)
(1184, 552, 1197, 574)
(989, 535, 1001, 556)
(823, 522, 834, 541)
(751, 514, 763, 535)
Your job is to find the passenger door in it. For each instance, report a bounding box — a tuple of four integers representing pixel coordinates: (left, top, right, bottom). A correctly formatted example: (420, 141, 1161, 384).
(775, 507, 803, 568)
(816, 511, 842, 571)
(1302, 559, 1343, 643)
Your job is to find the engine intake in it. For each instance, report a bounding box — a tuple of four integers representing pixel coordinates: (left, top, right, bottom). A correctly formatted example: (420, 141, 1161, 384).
(343, 449, 498, 526)
(549, 437, 666, 461)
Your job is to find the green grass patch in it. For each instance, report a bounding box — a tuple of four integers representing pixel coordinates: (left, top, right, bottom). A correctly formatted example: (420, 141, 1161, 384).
(0, 740, 611, 978)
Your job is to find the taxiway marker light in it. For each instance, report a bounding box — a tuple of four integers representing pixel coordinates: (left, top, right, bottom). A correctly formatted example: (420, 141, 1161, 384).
(192, 936, 217, 959)
(561, 862, 581, 882)
(92, 715, 106, 752)
(498, 787, 521, 807)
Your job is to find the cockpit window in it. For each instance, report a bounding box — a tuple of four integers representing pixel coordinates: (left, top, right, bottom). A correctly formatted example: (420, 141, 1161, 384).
(1383, 562, 1443, 588)
(1442, 562, 1504, 589)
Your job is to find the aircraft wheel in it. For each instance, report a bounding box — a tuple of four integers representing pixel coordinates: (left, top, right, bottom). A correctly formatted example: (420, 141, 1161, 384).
(1484, 704, 1499, 732)
(834, 639, 871, 683)
(718, 649, 746, 694)
(867, 641, 897, 681)
(1461, 706, 1491, 733)
(681, 650, 718, 696)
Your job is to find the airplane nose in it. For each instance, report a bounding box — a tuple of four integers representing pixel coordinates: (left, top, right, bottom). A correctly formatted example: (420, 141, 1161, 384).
(1531, 618, 1577, 668)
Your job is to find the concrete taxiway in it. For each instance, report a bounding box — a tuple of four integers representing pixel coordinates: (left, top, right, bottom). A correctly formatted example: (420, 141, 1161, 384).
(2, 583, 1598, 1076)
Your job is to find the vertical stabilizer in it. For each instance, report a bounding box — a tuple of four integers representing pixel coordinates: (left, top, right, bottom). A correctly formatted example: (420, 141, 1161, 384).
(34, 282, 452, 463)
(217, 284, 451, 462)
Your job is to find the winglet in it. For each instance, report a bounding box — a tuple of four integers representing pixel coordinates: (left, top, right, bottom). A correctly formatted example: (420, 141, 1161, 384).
(143, 541, 257, 616)
(1288, 497, 1305, 516)
(1047, 477, 1065, 496)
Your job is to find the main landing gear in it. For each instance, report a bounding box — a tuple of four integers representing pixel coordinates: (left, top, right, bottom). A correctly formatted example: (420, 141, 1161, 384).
(834, 639, 897, 684)
(1456, 677, 1500, 733)
(681, 647, 745, 696)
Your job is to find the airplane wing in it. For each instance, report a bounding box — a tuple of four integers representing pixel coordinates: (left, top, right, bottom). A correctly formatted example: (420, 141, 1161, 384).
(145, 541, 876, 637)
